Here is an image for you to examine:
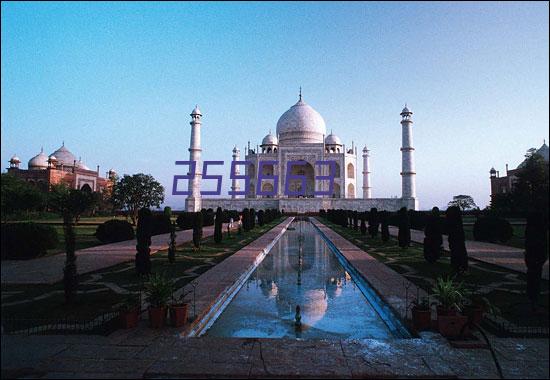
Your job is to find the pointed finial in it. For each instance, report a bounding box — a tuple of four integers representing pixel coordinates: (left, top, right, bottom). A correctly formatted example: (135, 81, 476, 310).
(299, 86, 302, 101)
(40, 146, 43, 153)
(62, 140, 64, 146)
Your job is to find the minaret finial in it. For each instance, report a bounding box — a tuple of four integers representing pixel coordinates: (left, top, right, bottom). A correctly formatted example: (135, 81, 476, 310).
(62, 140, 64, 146)
(299, 86, 302, 101)
(40, 146, 43, 153)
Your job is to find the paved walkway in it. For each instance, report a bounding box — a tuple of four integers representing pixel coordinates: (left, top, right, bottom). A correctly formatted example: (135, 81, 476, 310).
(388, 227, 549, 280)
(1, 224, 230, 285)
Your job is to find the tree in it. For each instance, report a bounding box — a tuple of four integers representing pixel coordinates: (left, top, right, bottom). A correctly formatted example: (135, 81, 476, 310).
(397, 207, 410, 249)
(135, 207, 153, 275)
(513, 154, 549, 215)
(380, 212, 390, 242)
(423, 207, 443, 263)
(368, 208, 379, 238)
(360, 216, 367, 236)
(112, 173, 165, 225)
(1, 173, 45, 220)
(448, 195, 477, 211)
(446, 206, 468, 274)
(524, 211, 548, 311)
(167, 221, 177, 263)
(192, 211, 203, 249)
(48, 184, 97, 303)
(214, 207, 223, 243)
(242, 208, 250, 232)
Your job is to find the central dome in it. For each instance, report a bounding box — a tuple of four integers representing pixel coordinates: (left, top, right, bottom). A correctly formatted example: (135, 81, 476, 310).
(276, 98, 326, 144)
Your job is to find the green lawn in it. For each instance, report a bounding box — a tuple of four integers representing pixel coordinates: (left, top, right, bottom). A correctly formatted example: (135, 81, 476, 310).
(463, 223, 526, 249)
(320, 219, 548, 329)
(1, 218, 284, 330)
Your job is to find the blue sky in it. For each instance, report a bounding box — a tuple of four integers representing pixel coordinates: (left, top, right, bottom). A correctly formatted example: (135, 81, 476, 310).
(2, 1, 548, 209)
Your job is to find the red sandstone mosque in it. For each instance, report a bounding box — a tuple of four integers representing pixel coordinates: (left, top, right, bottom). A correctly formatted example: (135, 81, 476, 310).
(6, 143, 115, 193)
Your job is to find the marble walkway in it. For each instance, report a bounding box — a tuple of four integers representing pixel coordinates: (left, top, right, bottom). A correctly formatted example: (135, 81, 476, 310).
(1, 224, 229, 285)
(388, 226, 549, 280)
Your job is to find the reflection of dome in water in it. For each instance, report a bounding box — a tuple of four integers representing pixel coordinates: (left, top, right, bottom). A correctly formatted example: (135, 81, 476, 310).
(301, 289, 328, 325)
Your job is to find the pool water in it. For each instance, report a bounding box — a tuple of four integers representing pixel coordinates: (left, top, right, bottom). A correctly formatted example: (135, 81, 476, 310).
(206, 220, 406, 339)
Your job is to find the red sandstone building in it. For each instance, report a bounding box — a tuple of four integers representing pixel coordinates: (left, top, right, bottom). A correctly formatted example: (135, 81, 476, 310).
(489, 142, 549, 198)
(6, 143, 115, 193)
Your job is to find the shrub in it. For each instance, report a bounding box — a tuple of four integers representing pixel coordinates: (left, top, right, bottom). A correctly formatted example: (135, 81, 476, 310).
(95, 219, 135, 243)
(163, 206, 172, 219)
(368, 208, 379, 238)
(473, 216, 513, 243)
(214, 207, 223, 243)
(193, 212, 203, 249)
(524, 211, 548, 307)
(446, 206, 468, 274)
(380, 212, 390, 242)
(151, 214, 171, 235)
(168, 221, 176, 263)
(360, 216, 367, 236)
(423, 207, 443, 263)
(1, 222, 58, 259)
(397, 207, 410, 248)
(135, 208, 153, 275)
(258, 209, 265, 226)
(250, 208, 256, 229)
(176, 212, 194, 230)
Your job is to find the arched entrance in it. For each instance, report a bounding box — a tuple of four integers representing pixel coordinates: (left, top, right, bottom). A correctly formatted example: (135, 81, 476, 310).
(287, 161, 315, 197)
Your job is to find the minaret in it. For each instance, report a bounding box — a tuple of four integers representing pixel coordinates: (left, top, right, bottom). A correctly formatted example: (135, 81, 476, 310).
(231, 146, 240, 198)
(362, 146, 371, 198)
(185, 105, 203, 212)
(400, 105, 416, 200)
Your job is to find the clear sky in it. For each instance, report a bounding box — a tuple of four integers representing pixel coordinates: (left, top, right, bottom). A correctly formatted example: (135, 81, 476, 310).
(2, 1, 548, 210)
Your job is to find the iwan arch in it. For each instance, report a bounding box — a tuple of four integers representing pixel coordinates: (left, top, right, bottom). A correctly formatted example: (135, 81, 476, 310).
(184, 91, 418, 213)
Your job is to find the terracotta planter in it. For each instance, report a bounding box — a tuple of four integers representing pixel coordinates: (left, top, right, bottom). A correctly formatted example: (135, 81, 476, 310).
(437, 315, 468, 338)
(436, 306, 458, 317)
(412, 307, 431, 331)
(120, 308, 140, 329)
(464, 305, 484, 325)
(170, 304, 189, 327)
(148, 306, 166, 328)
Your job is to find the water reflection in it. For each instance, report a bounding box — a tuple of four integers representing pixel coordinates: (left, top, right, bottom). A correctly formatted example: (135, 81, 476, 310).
(206, 220, 393, 339)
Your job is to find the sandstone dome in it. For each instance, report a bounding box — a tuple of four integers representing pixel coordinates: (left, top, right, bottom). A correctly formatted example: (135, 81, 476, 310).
(276, 98, 327, 145)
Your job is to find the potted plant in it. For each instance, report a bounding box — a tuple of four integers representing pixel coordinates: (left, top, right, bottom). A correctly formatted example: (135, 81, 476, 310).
(145, 273, 174, 328)
(463, 290, 499, 326)
(119, 295, 140, 329)
(411, 296, 431, 331)
(170, 290, 191, 328)
(432, 276, 468, 338)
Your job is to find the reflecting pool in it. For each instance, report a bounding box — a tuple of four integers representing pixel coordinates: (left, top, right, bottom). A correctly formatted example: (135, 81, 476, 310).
(206, 220, 403, 339)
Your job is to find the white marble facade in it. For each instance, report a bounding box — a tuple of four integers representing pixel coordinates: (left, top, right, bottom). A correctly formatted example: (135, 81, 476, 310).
(185, 93, 418, 212)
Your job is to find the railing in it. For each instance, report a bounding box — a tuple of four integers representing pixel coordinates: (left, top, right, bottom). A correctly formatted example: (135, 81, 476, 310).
(1, 311, 121, 336)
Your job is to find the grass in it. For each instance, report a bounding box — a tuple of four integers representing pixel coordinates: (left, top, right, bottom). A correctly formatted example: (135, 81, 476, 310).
(462, 223, 526, 249)
(1, 218, 285, 328)
(320, 219, 549, 328)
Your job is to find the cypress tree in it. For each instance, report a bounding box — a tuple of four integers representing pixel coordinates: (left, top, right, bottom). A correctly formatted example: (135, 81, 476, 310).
(524, 211, 548, 311)
(446, 206, 468, 274)
(353, 211, 359, 230)
(242, 208, 250, 231)
(258, 209, 265, 226)
(423, 207, 443, 263)
(360, 215, 367, 236)
(214, 207, 223, 243)
(397, 207, 410, 248)
(368, 208, 379, 238)
(192, 211, 203, 249)
(380, 211, 390, 242)
(168, 221, 176, 263)
(135, 207, 153, 275)
(250, 208, 256, 229)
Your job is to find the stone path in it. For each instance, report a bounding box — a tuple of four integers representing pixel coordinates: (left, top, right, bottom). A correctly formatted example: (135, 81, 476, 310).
(1, 224, 229, 285)
(388, 226, 549, 280)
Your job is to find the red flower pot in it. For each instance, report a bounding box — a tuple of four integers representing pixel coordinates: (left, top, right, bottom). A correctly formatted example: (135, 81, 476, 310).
(120, 308, 140, 329)
(436, 306, 458, 317)
(464, 306, 484, 325)
(148, 306, 166, 328)
(170, 304, 189, 328)
(412, 307, 431, 331)
(437, 315, 469, 338)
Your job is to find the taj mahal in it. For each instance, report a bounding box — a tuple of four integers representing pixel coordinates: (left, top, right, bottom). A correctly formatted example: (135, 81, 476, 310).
(185, 91, 418, 213)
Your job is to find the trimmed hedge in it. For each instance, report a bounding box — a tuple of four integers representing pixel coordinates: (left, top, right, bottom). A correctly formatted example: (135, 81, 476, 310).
(95, 220, 135, 243)
(1, 223, 58, 259)
(473, 216, 513, 243)
(152, 214, 171, 235)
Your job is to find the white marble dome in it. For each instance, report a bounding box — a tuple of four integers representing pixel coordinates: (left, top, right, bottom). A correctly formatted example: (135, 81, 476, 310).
(261, 133, 278, 146)
(50, 144, 77, 166)
(325, 133, 342, 146)
(28, 150, 48, 170)
(10, 154, 21, 163)
(276, 98, 327, 145)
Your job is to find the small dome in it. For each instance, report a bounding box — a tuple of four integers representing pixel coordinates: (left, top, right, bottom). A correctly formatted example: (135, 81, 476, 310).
(9, 155, 21, 163)
(48, 155, 57, 161)
(362, 146, 369, 152)
(261, 133, 278, 146)
(401, 105, 412, 115)
(76, 159, 90, 170)
(325, 133, 342, 146)
(50, 144, 77, 166)
(28, 150, 48, 170)
(490, 167, 496, 173)
(191, 105, 202, 116)
(232, 146, 239, 153)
